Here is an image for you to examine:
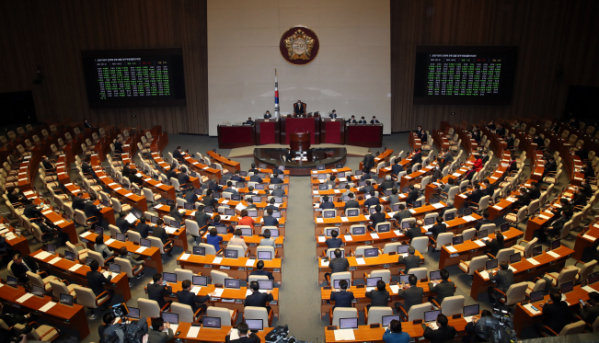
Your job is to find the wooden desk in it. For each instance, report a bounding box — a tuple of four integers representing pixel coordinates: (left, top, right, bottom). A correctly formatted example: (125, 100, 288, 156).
(439, 227, 523, 269)
(79, 232, 164, 273)
(359, 149, 393, 171)
(30, 249, 131, 302)
(29, 198, 79, 244)
(207, 151, 241, 172)
(0, 283, 91, 339)
(202, 232, 285, 258)
(311, 167, 352, 176)
(432, 130, 450, 151)
(174, 323, 273, 342)
(0, 219, 30, 255)
(408, 133, 421, 151)
(183, 155, 222, 181)
(177, 253, 283, 284)
(573, 220, 599, 260)
(470, 245, 575, 300)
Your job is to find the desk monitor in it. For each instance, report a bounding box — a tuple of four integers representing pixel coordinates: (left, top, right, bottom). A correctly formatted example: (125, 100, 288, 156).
(382, 315, 400, 327)
(32, 284, 44, 298)
(194, 188, 204, 195)
(224, 278, 240, 289)
(369, 207, 377, 215)
(254, 184, 265, 190)
(352, 226, 366, 235)
(347, 209, 359, 217)
(128, 307, 140, 319)
(85, 257, 95, 266)
(251, 196, 262, 203)
(377, 223, 391, 233)
(401, 221, 412, 229)
(392, 204, 400, 212)
(140, 238, 152, 248)
(532, 245, 543, 257)
(258, 163, 267, 169)
(279, 165, 286, 171)
(258, 280, 274, 290)
(430, 196, 440, 204)
(272, 211, 281, 219)
(478, 229, 488, 239)
(355, 170, 363, 177)
(445, 212, 455, 220)
(463, 208, 473, 216)
(64, 250, 75, 261)
(317, 174, 327, 180)
(213, 192, 222, 200)
(424, 310, 441, 323)
(224, 249, 238, 259)
(365, 194, 372, 200)
(192, 275, 208, 286)
(274, 197, 284, 204)
(240, 171, 248, 177)
(60, 293, 74, 307)
(336, 163, 344, 169)
(323, 210, 336, 218)
(225, 208, 235, 216)
(342, 196, 350, 202)
(424, 217, 435, 226)
(430, 270, 442, 281)
(47, 244, 56, 254)
(219, 179, 227, 186)
(397, 245, 410, 254)
(402, 187, 410, 193)
(463, 304, 479, 317)
(383, 190, 393, 196)
(184, 202, 194, 210)
(551, 239, 561, 250)
(170, 220, 181, 229)
(414, 200, 422, 208)
(358, 181, 366, 187)
(339, 317, 358, 329)
(500, 222, 510, 232)
(560, 281, 573, 294)
(366, 277, 382, 287)
(588, 272, 599, 284)
(116, 233, 126, 242)
(509, 253, 521, 264)
(317, 165, 325, 171)
(268, 229, 279, 237)
(205, 207, 215, 214)
(337, 172, 346, 178)
(399, 274, 413, 284)
(163, 272, 177, 283)
(329, 250, 345, 259)
(6, 275, 18, 288)
(151, 216, 159, 224)
(193, 246, 206, 256)
(231, 194, 241, 201)
(246, 319, 264, 331)
(325, 228, 339, 237)
(530, 290, 544, 303)
(452, 236, 464, 245)
(161, 312, 179, 324)
(236, 182, 245, 188)
(257, 251, 273, 260)
(109, 263, 121, 274)
(95, 227, 104, 236)
(103, 199, 111, 207)
(240, 228, 253, 237)
(164, 199, 175, 206)
(364, 248, 379, 258)
(485, 259, 498, 270)
(247, 210, 258, 218)
(338, 183, 347, 189)
(215, 226, 228, 235)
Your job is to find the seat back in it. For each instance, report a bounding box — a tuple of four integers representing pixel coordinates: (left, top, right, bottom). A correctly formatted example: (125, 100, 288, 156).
(244, 306, 269, 326)
(109, 224, 121, 238)
(440, 295, 465, 316)
(138, 298, 161, 318)
(522, 237, 538, 257)
(127, 230, 141, 244)
(504, 282, 528, 306)
(175, 268, 193, 282)
(435, 233, 454, 252)
(443, 208, 457, 221)
(557, 267, 580, 287)
(115, 257, 134, 278)
(74, 209, 88, 226)
(383, 243, 403, 255)
(49, 280, 75, 299)
(87, 250, 106, 266)
(477, 196, 490, 211)
(409, 267, 428, 281)
(496, 248, 515, 263)
(206, 306, 233, 326)
(407, 302, 433, 321)
(171, 302, 195, 323)
(354, 245, 374, 256)
(367, 306, 393, 325)
(331, 271, 352, 288)
(411, 237, 429, 254)
(148, 236, 165, 254)
(368, 269, 391, 284)
(211, 270, 229, 285)
(199, 243, 217, 256)
(256, 246, 275, 257)
(248, 275, 269, 283)
(530, 278, 546, 293)
(26, 271, 45, 288)
(578, 260, 597, 284)
(462, 228, 476, 241)
(468, 256, 489, 275)
(226, 244, 245, 257)
(74, 286, 102, 309)
(332, 307, 358, 327)
(185, 220, 200, 236)
(559, 320, 586, 335)
(479, 223, 496, 235)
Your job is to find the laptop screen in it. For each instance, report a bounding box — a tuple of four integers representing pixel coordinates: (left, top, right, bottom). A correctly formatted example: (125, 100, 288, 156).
(225, 278, 240, 289)
(486, 259, 498, 270)
(6, 275, 18, 287)
(60, 293, 74, 306)
(338, 172, 345, 178)
(240, 171, 248, 177)
(402, 187, 410, 193)
(339, 317, 358, 329)
(274, 197, 283, 203)
(551, 239, 561, 250)
(414, 200, 422, 208)
(355, 170, 363, 176)
(128, 307, 140, 319)
(424, 310, 441, 323)
(246, 319, 263, 331)
(267, 229, 279, 237)
(116, 233, 126, 242)
(216, 226, 228, 235)
(323, 210, 336, 218)
(241, 228, 253, 236)
(430, 270, 441, 281)
(336, 163, 344, 169)
(170, 220, 181, 229)
(560, 281, 573, 294)
(251, 196, 262, 203)
(247, 210, 258, 217)
(358, 181, 366, 187)
(64, 250, 75, 261)
(463, 304, 479, 317)
(272, 211, 281, 219)
(225, 208, 235, 216)
(279, 165, 286, 171)
(257, 251, 273, 260)
(347, 209, 359, 217)
(430, 196, 440, 204)
(193, 246, 206, 256)
(109, 263, 121, 273)
(532, 245, 543, 256)
(224, 249, 238, 258)
(463, 208, 473, 215)
(325, 228, 339, 237)
(478, 229, 488, 238)
(397, 245, 410, 254)
(329, 250, 345, 259)
(141, 238, 152, 247)
(424, 217, 435, 226)
(151, 216, 159, 224)
(364, 248, 379, 258)
(192, 275, 208, 286)
(377, 223, 391, 233)
(184, 202, 194, 210)
(352, 226, 366, 235)
(589, 272, 599, 284)
(445, 212, 455, 220)
(366, 277, 382, 287)
(500, 222, 510, 232)
(452, 236, 463, 245)
(231, 194, 241, 201)
(161, 312, 179, 324)
(509, 253, 521, 264)
(47, 244, 56, 254)
(236, 182, 245, 188)
(163, 272, 177, 283)
(258, 280, 274, 290)
(317, 174, 327, 180)
(95, 227, 104, 236)
(401, 221, 411, 229)
(382, 315, 400, 327)
(530, 290, 544, 303)
(399, 274, 412, 284)
(32, 284, 44, 297)
(317, 165, 325, 171)
(203, 316, 221, 329)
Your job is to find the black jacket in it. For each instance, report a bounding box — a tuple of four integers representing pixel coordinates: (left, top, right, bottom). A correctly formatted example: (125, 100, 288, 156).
(325, 238, 343, 249)
(489, 269, 514, 293)
(203, 196, 218, 208)
(11, 256, 39, 282)
(344, 200, 360, 211)
(136, 222, 151, 238)
(428, 280, 455, 304)
(542, 301, 573, 333)
(87, 270, 112, 296)
(270, 176, 283, 184)
(263, 216, 279, 226)
(397, 286, 423, 312)
(72, 197, 86, 211)
(366, 289, 389, 307)
(329, 257, 349, 274)
(363, 154, 375, 171)
(116, 217, 130, 234)
(176, 289, 210, 313)
(406, 227, 423, 242)
(391, 164, 404, 176)
(397, 254, 421, 273)
(195, 210, 211, 228)
(153, 225, 170, 244)
(330, 290, 354, 308)
(429, 224, 447, 240)
(485, 238, 504, 257)
(423, 325, 457, 343)
(320, 201, 335, 209)
(225, 333, 260, 343)
(468, 189, 484, 204)
(371, 212, 386, 228)
(147, 283, 172, 308)
(168, 208, 183, 223)
(406, 190, 419, 205)
(244, 291, 273, 308)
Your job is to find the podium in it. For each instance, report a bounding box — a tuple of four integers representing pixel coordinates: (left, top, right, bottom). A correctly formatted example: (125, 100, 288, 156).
(320, 118, 345, 144)
(290, 132, 313, 161)
(255, 119, 279, 145)
(279, 114, 321, 145)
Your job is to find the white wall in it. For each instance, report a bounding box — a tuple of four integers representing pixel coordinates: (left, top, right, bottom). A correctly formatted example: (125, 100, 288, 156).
(207, 0, 391, 136)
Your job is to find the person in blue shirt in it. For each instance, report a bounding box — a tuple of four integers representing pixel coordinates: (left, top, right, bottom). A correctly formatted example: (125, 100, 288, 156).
(325, 229, 343, 249)
(330, 280, 354, 308)
(206, 227, 223, 252)
(383, 320, 410, 343)
(263, 208, 279, 226)
(319, 195, 335, 209)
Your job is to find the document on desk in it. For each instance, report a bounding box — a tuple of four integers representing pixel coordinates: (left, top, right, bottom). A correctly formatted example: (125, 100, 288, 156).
(370, 233, 379, 239)
(340, 217, 349, 222)
(246, 259, 256, 267)
(446, 246, 457, 253)
(42, 209, 54, 215)
(509, 266, 517, 272)
(229, 329, 240, 340)
(583, 234, 597, 241)
(313, 190, 319, 195)
(546, 251, 560, 258)
(165, 227, 177, 234)
(35, 251, 52, 260)
(211, 288, 224, 297)
(318, 236, 326, 243)
(394, 230, 403, 236)
(583, 285, 596, 293)
(81, 231, 92, 238)
(479, 271, 490, 280)
(364, 215, 370, 220)
(49, 257, 62, 265)
(124, 193, 133, 198)
(320, 259, 330, 267)
(187, 326, 201, 338)
(54, 220, 65, 226)
(526, 257, 540, 265)
(68, 264, 83, 272)
(334, 329, 355, 341)
(538, 214, 551, 220)
(105, 238, 116, 245)
(39, 301, 57, 312)
(135, 247, 147, 254)
(154, 204, 164, 210)
(474, 240, 486, 247)
(316, 218, 324, 223)
(344, 235, 353, 241)
(221, 200, 229, 205)
(355, 257, 366, 265)
(16, 293, 34, 303)
(523, 304, 541, 315)
(462, 215, 476, 222)
(180, 253, 190, 261)
(432, 203, 444, 209)
(492, 205, 503, 210)
(389, 285, 400, 294)
(409, 209, 416, 214)
(191, 286, 202, 295)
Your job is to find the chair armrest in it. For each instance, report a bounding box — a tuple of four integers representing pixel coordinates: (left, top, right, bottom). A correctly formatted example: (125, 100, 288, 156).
(193, 307, 204, 323)
(86, 216, 98, 225)
(486, 253, 496, 259)
(363, 307, 369, 323)
(574, 260, 586, 267)
(105, 256, 115, 265)
(430, 299, 441, 308)
(231, 309, 239, 324)
(161, 302, 171, 312)
(37, 271, 49, 278)
(518, 240, 529, 246)
(545, 273, 558, 280)
(39, 326, 60, 340)
(75, 243, 87, 250)
(132, 265, 144, 276)
(95, 290, 110, 306)
(541, 325, 559, 337)
(398, 305, 408, 321)
(325, 273, 331, 285)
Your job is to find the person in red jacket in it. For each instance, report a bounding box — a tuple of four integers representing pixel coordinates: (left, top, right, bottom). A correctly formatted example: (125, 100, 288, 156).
(473, 156, 483, 172)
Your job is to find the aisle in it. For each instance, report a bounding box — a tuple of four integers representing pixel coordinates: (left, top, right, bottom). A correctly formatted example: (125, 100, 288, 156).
(278, 176, 324, 341)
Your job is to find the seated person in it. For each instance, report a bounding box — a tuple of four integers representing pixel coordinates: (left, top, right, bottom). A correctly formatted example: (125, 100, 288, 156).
(229, 229, 248, 252)
(395, 274, 423, 313)
(263, 208, 279, 226)
(118, 246, 144, 275)
(206, 227, 223, 252)
(245, 281, 274, 312)
(325, 230, 343, 249)
(366, 280, 390, 310)
(423, 313, 457, 343)
(249, 260, 274, 281)
(176, 279, 210, 313)
(10, 252, 40, 283)
(225, 322, 259, 343)
(397, 246, 420, 274)
(319, 196, 335, 209)
(330, 280, 354, 308)
(260, 229, 275, 247)
(95, 235, 114, 259)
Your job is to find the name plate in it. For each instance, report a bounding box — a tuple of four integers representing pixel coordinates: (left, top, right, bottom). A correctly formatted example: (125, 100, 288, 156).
(220, 266, 231, 270)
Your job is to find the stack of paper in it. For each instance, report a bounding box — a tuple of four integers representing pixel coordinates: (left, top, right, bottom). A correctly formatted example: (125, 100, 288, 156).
(48, 257, 62, 265)
(39, 301, 57, 312)
(340, 217, 349, 222)
(474, 240, 486, 247)
(16, 293, 34, 303)
(318, 236, 326, 242)
(68, 264, 83, 272)
(81, 231, 92, 238)
(180, 253, 190, 261)
(523, 304, 541, 315)
(245, 259, 256, 267)
(211, 288, 224, 297)
(320, 259, 330, 267)
(583, 234, 597, 241)
(389, 284, 400, 294)
(344, 235, 353, 241)
(462, 215, 476, 222)
(526, 258, 541, 265)
(191, 286, 202, 295)
(136, 247, 147, 254)
(370, 233, 379, 239)
(446, 246, 458, 253)
(334, 329, 355, 341)
(36, 251, 52, 260)
(105, 238, 116, 245)
(479, 271, 490, 280)
(212, 257, 223, 264)
(187, 326, 201, 338)
(583, 285, 596, 293)
(355, 257, 366, 265)
(546, 251, 560, 258)
(394, 230, 403, 236)
(316, 218, 324, 223)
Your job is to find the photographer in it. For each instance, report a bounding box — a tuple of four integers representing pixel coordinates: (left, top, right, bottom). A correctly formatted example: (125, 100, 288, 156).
(148, 317, 173, 343)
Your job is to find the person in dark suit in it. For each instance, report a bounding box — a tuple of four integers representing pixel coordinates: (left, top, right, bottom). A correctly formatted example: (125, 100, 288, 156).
(165, 164, 178, 181)
(84, 200, 104, 225)
(472, 129, 481, 143)
(330, 280, 354, 308)
(343, 193, 360, 211)
(535, 292, 574, 335)
(122, 163, 142, 185)
(395, 275, 423, 313)
(380, 175, 395, 191)
(427, 269, 455, 306)
(194, 204, 210, 230)
(370, 205, 386, 229)
(545, 210, 570, 240)
(72, 194, 86, 211)
(41, 156, 55, 172)
(581, 179, 593, 197)
(346, 115, 357, 124)
(7, 188, 30, 205)
(113, 139, 124, 154)
(173, 146, 184, 162)
(147, 274, 172, 309)
(319, 196, 335, 210)
(230, 170, 243, 182)
(358, 116, 367, 124)
(466, 184, 484, 207)
(360, 168, 373, 181)
(225, 322, 260, 343)
(245, 281, 274, 312)
(11, 253, 39, 283)
(423, 313, 457, 343)
(514, 187, 532, 208)
(482, 179, 496, 198)
(365, 191, 380, 208)
(326, 230, 343, 249)
(475, 210, 493, 231)
(244, 117, 254, 125)
(543, 156, 557, 177)
(388, 188, 400, 206)
(248, 163, 260, 174)
(249, 173, 263, 183)
(495, 124, 506, 136)
(86, 260, 114, 309)
(579, 292, 599, 324)
(429, 217, 447, 240)
(224, 181, 238, 196)
(361, 180, 375, 194)
(405, 186, 419, 207)
(481, 151, 490, 165)
(363, 149, 375, 171)
(484, 232, 504, 257)
(115, 215, 133, 234)
(83, 119, 93, 128)
(415, 126, 424, 139)
(488, 261, 514, 305)
(439, 149, 454, 169)
(177, 167, 191, 189)
(370, 116, 380, 124)
(203, 189, 218, 208)
(391, 160, 404, 177)
(136, 217, 151, 238)
(249, 260, 274, 281)
(148, 317, 174, 343)
(152, 219, 172, 245)
(270, 173, 284, 184)
(397, 246, 420, 273)
(272, 184, 285, 197)
(167, 206, 184, 224)
(293, 101, 305, 116)
(573, 188, 587, 208)
(263, 111, 272, 119)
(330, 249, 349, 274)
(330, 110, 338, 119)
(431, 165, 442, 182)
(263, 208, 279, 226)
(393, 204, 412, 228)
(177, 279, 210, 313)
(366, 280, 389, 310)
(411, 149, 422, 164)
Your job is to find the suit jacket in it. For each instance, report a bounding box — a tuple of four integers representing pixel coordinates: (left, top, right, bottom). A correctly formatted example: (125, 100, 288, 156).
(153, 225, 169, 244)
(380, 180, 395, 190)
(481, 155, 490, 165)
(397, 286, 424, 312)
(87, 270, 112, 296)
(330, 257, 349, 274)
(72, 197, 86, 211)
(489, 269, 514, 293)
(195, 210, 211, 228)
(485, 238, 504, 257)
(330, 113, 338, 119)
(475, 219, 493, 231)
(320, 201, 335, 209)
(330, 290, 354, 308)
(226, 333, 260, 343)
(468, 189, 484, 204)
(406, 227, 422, 241)
(325, 238, 343, 249)
(264, 113, 272, 118)
(543, 301, 573, 333)
(230, 175, 243, 182)
(364, 197, 380, 208)
(398, 255, 420, 273)
(580, 304, 599, 324)
(293, 103, 305, 115)
(11, 256, 39, 282)
(115, 217, 130, 234)
(391, 164, 404, 176)
(148, 328, 174, 343)
(529, 187, 541, 200)
(136, 222, 151, 238)
(406, 190, 419, 205)
(147, 283, 172, 308)
(393, 210, 412, 222)
(366, 289, 389, 307)
(363, 154, 375, 170)
(412, 152, 422, 164)
(263, 215, 279, 226)
(272, 189, 285, 197)
(344, 200, 360, 211)
(203, 196, 218, 208)
(244, 291, 273, 308)
(371, 119, 380, 124)
(249, 175, 263, 183)
(173, 150, 183, 160)
(168, 208, 183, 223)
(428, 280, 455, 304)
(361, 185, 375, 194)
(371, 212, 386, 228)
(176, 289, 210, 313)
(423, 325, 457, 343)
(177, 173, 190, 186)
(249, 269, 274, 281)
(429, 224, 447, 240)
(270, 176, 284, 184)
(388, 194, 400, 206)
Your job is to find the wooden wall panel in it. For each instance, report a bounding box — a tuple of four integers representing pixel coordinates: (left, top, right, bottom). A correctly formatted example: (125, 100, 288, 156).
(390, 0, 599, 132)
(0, 0, 208, 134)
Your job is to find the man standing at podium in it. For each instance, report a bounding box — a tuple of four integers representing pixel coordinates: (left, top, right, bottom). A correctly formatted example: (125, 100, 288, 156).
(330, 110, 338, 119)
(293, 100, 306, 117)
(264, 111, 272, 119)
